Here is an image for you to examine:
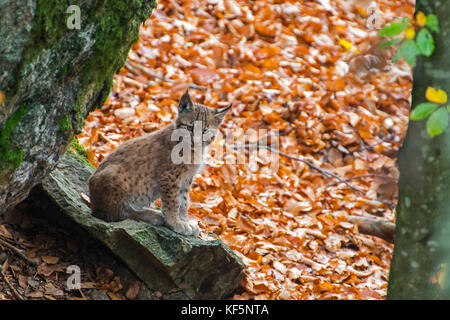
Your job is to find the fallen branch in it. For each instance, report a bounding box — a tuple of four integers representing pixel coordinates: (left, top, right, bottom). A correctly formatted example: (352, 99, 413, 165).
(347, 215, 395, 243)
(231, 143, 365, 194)
(0, 237, 38, 267)
(1, 260, 25, 300)
(327, 174, 397, 188)
(125, 60, 207, 90)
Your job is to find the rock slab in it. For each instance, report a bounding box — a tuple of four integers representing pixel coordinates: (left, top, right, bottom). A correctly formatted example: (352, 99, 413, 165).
(29, 152, 245, 299)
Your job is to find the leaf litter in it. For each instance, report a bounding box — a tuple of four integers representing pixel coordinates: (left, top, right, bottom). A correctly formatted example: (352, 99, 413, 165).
(76, 0, 415, 300)
(0, 203, 155, 300)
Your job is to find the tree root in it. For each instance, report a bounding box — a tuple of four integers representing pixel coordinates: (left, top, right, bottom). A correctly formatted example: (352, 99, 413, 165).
(347, 215, 395, 243)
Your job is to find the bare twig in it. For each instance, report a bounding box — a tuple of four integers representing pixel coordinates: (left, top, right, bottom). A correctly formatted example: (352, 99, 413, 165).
(347, 215, 395, 243)
(1, 260, 25, 300)
(125, 60, 207, 90)
(327, 174, 397, 187)
(0, 237, 38, 267)
(231, 143, 365, 194)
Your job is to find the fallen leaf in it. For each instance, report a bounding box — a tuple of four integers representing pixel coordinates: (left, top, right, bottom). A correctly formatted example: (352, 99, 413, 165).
(42, 256, 60, 265)
(190, 68, 220, 85)
(125, 282, 141, 300)
(107, 292, 124, 300)
(37, 263, 55, 277)
(0, 225, 12, 239)
(426, 87, 447, 104)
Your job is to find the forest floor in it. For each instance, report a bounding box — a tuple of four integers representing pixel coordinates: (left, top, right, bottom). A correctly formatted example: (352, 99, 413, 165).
(0, 0, 414, 299)
(0, 201, 154, 300)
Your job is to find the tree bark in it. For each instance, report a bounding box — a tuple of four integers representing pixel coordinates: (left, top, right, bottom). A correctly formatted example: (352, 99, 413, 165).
(388, 0, 450, 299)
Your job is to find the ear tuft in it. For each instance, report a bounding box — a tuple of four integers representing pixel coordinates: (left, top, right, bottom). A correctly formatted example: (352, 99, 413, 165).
(215, 103, 232, 115)
(179, 89, 193, 112)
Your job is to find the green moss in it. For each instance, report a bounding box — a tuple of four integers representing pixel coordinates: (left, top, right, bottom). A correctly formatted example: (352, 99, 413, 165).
(97, 76, 114, 109)
(2, 0, 156, 180)
(0, 105, 28, 178)
(69, 0, 155, 131)
(70, 137, 87, 158)
(22, 0, 156, 97)
(69, 137, 95, 169)
(23, 0, 79, 65)
(79, 0, 156, 82)
(58, 115, 73, 133)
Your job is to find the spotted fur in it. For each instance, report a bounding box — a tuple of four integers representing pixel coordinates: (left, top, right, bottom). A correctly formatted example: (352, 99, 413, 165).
(88, 90, 231, 236)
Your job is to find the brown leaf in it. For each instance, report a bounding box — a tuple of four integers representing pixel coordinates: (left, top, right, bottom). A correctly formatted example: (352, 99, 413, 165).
(107, 292, 124, 300)
(190, 68, 220, 85)
(44, 283, 65, 297)
(0, 225, 13, 239)
(18, 274, 27, 289)
(236, 216, 254, 234)
(359, 288, 381, 299)
(26, 290, 44, 298)
(283, 198, 312, 215)
(125, 282, 141, 300)
(80, 282, 97, 289)
(42, 256, 60, 265)
(37, 263, 55, 277)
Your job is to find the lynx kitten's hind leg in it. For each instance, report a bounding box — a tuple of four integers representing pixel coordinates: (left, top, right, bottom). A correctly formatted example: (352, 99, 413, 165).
(127, 202, 165, 225)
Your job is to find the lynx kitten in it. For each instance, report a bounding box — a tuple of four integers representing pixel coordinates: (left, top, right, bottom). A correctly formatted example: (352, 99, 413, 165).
(88, 90, 231, 236)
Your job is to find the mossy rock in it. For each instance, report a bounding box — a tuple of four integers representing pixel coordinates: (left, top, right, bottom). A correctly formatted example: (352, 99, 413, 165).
(29, 152, 245, 299)
(0, 0, 156, 213)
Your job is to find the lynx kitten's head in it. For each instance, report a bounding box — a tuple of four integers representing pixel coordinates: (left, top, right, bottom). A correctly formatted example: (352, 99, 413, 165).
(175, 90, 231, 144)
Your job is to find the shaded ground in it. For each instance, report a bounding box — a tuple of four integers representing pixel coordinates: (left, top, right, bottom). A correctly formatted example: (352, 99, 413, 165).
(0, 201, 159, 300)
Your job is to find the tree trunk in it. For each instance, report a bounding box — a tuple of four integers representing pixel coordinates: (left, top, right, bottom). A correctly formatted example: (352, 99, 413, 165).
(388, 0, 450, 299)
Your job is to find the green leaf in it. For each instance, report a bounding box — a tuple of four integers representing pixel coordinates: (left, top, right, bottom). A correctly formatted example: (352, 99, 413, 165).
(410, 103, 439, 120)
(426, 107, 449, 137)
(378, 18, 410, 37)
(416, 28, 435, 57)
(378, 38, 402, 50)
(426, 14, 440, 33)
(393, 39, 420, 66)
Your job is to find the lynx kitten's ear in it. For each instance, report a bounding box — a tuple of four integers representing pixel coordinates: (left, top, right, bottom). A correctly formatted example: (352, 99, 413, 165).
(179, 89, 193, 113)
(215, 103, 232, 120)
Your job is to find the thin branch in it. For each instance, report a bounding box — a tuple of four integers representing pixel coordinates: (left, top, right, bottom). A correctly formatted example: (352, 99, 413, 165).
(231, 143, 365, 194)
(125, 60, 207, 90)
(1, 261, 25, 300)
(327, 174, 397, 187)
(0, 237, 38, 267)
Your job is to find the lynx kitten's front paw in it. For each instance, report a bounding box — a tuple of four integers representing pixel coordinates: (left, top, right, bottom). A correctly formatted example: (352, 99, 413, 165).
(167, 219, 199, 236)
(187, 219, 200, 236)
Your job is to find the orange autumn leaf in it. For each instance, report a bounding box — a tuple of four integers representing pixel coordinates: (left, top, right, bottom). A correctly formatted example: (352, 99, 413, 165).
(255, 46, 281, 59)
(416, 11, 427, 27)
(190, 68, 221, 86)
(426, 87, 447, 104)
